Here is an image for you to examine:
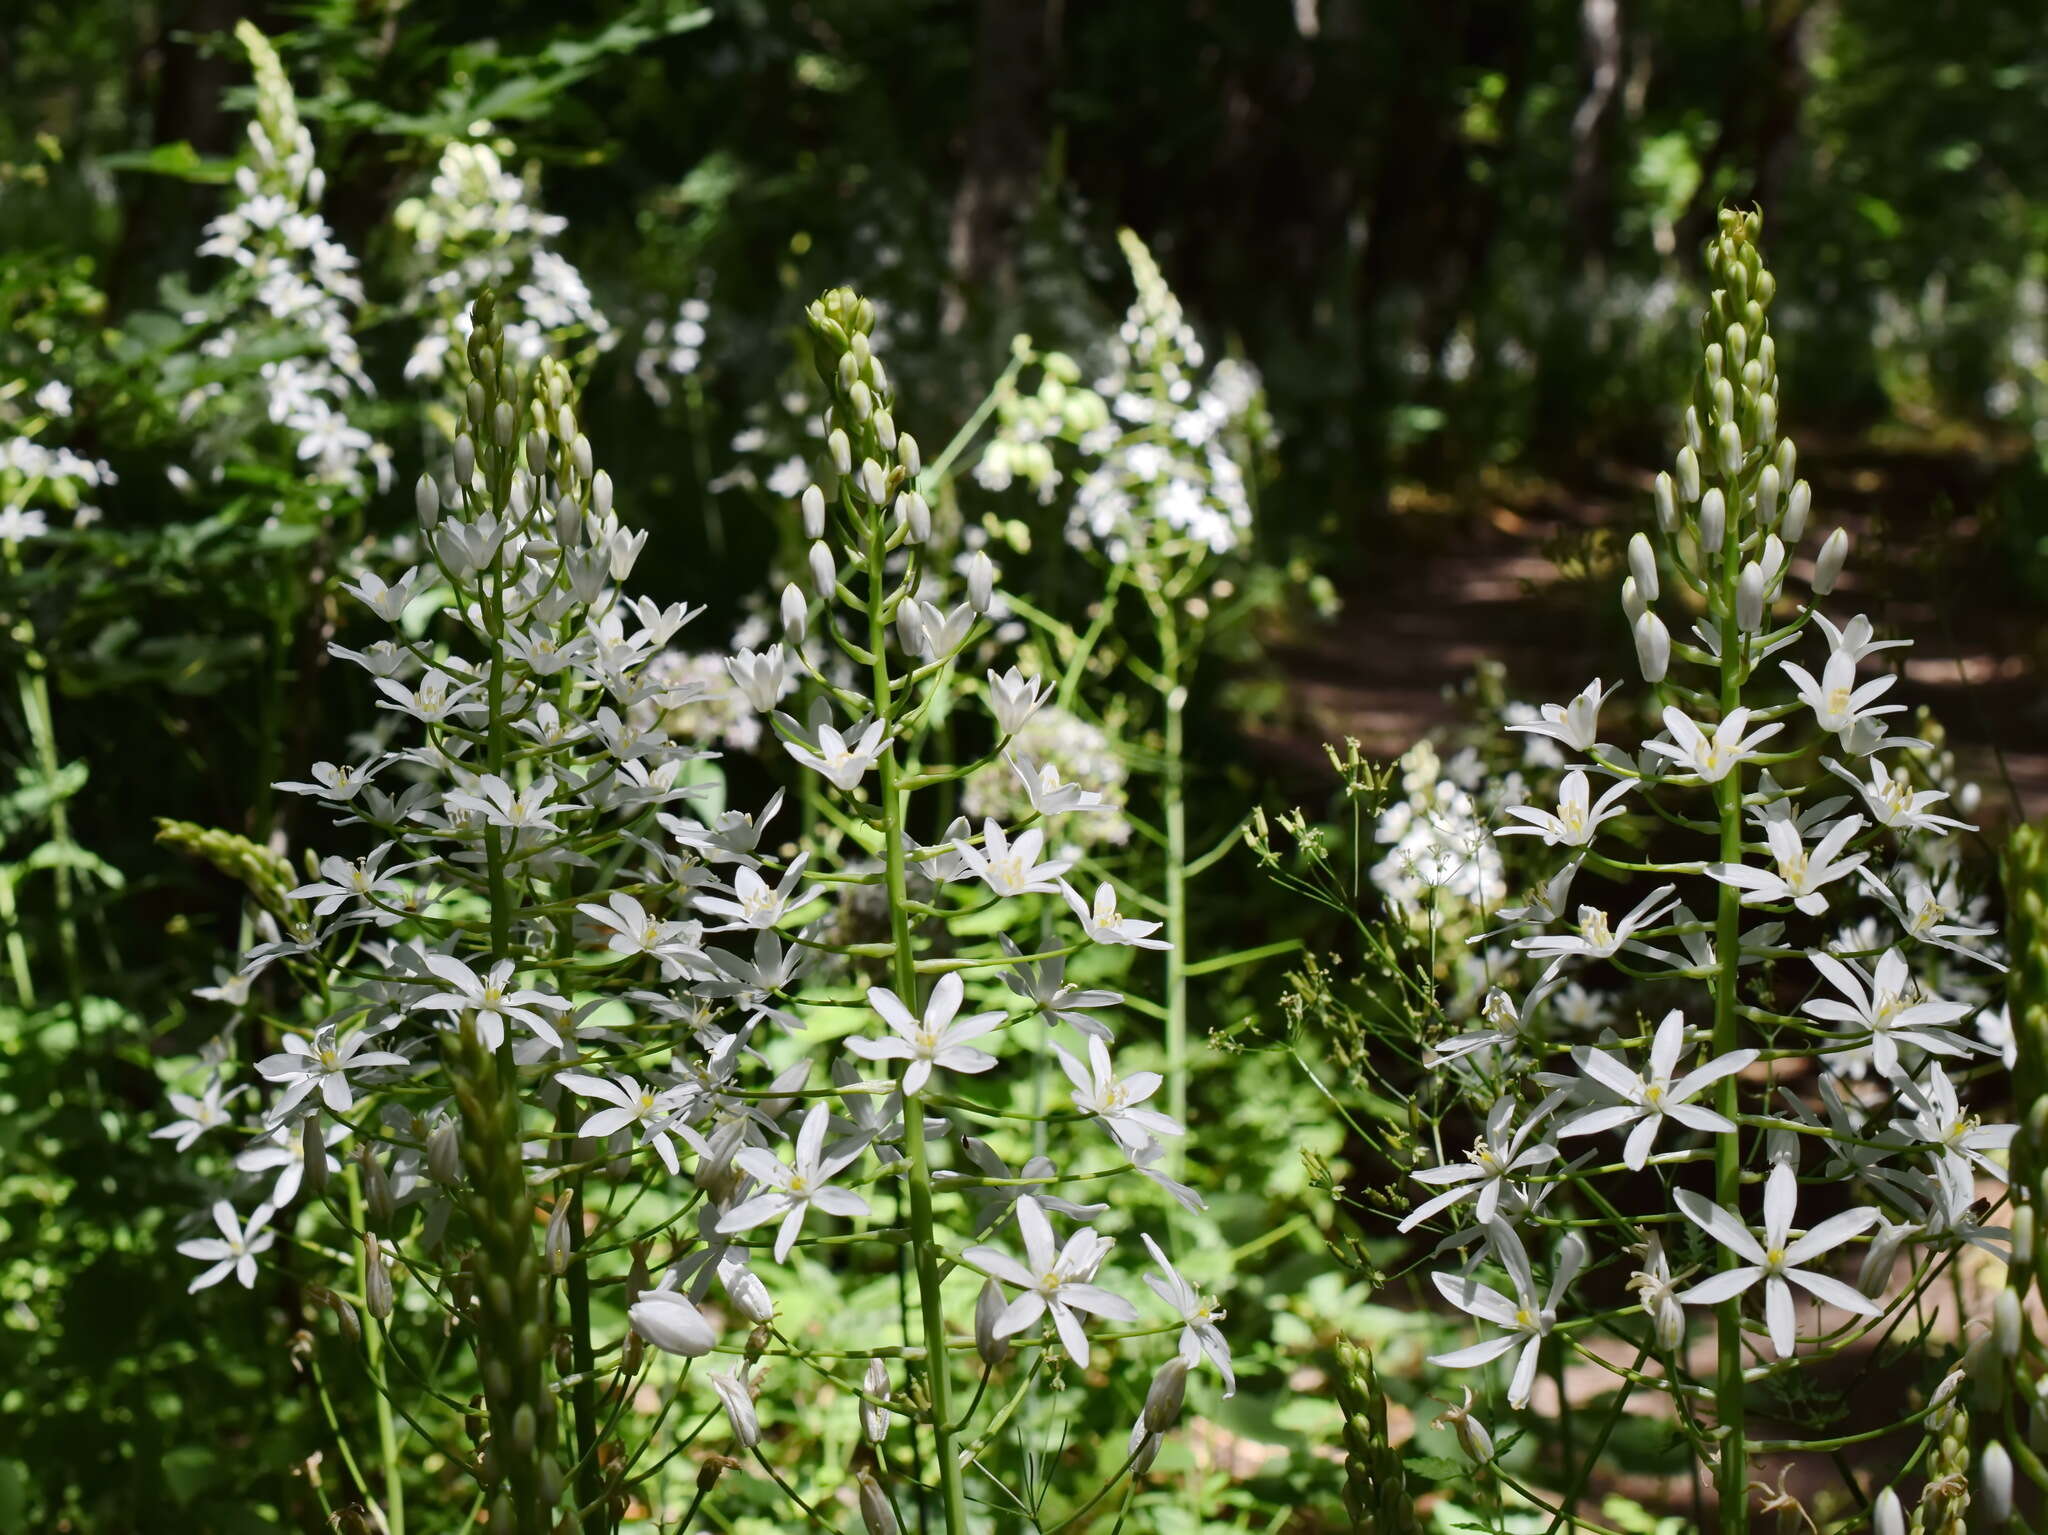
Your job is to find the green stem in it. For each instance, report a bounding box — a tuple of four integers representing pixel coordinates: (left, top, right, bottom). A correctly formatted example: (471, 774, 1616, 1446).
(352, 1173, 406, 1535)
(869, 517, 968, 1535)
(1711, 482, 1749, 1534)
(1162, 661, 1188, 1179)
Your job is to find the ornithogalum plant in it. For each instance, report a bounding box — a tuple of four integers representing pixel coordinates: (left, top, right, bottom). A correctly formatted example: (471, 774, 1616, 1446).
(164, 289, 1228, 1533)
(1313, 210, 2022, 1533)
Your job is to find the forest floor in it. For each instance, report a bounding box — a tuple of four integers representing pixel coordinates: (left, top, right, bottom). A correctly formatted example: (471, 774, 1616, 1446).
(1257, 436, 2048, 825)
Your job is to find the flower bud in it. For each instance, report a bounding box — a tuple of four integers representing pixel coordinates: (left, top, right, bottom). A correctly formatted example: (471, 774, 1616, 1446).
(1684, 406, 1703, 455)
(860, 458, 887, 506)
(899, 491, 931, 543)
(712, 1369, 760, 1447)
(629, 1289, 717, 1357)
(359, 1144, 394, 1230)
(801, 484, 826, 540)
(302, 1113, 329, 1197)
(453, 433, 476, 486)
(1627, 533, 1659, 603)
(1775, 436, 1797, 484)
(1981, 1441, 2014, 1524)
(895, 599, 926, 657)
(848, 380, 873, 421)
(1712, 377, 1736, 427)
(329, 1288, 362, 1344)
(1755, 463, 1780, 525)
(427, 1121, 461, 1186)
(1755, 392, 1777, 442)
(828, 429, 852, 478)
(1653, 471, 1677, 533)
(415, 474, 440, 529)
(975, 1279, 1010, 1366)
(873, 407, 897, 451)
(966, 551, 995, 615)
(1129, 1429, 1164, 1475)
(1633, 611, 1670, 684)
(569, 434, 592, 485)
(898, 432, 921, 478)
(1620, 576, 1646, 626)
(857, 1470, 900, 1535)
(492, 402, 516, 449)
(1782, 478, 1810, 542)
(546, 1196, 576, 1276)
(809, 540, 836, 598)
(1736, 561, 1765, 632)
(1716, 421, 1743, 479)
(862, 1357, 890, 1443)
(1993, 1288, 2022, 1361)
(1703, 342, 1724, 382)
(1725, 321, 1748, 366)
(1140, 1357, 1189, 1436)
(720, 1260, 774, 1324)
(1697, 488, 1725, 555)
(780, 583, 808, 644)
(1813, 527, 1848, 595)
(592, 469, 614, 520)
(364, 1236, 394, 1320)
(1872, 1488, 1905, 1535)
(1675, 447, 1700, 503)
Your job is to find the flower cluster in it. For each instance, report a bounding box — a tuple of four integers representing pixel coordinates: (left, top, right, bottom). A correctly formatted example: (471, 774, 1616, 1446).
(396, 140, 613, 383)
(975, 229, 1273, 561)
(186, 24, 385, 498)
(162, 288, 1225, 1533)
(1395, 211, 2013, 1524)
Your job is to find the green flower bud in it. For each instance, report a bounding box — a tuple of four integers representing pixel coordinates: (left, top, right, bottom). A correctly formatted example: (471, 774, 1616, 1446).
(1140, 1356, 1190, 1436)
(359, 1144, 395, 1230)
(365, 1237, 393, 1320)
(975, 1278, 1011, 1366)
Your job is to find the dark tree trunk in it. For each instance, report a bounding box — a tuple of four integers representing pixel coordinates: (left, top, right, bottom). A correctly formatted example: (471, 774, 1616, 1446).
(943, 0, 1056, 334)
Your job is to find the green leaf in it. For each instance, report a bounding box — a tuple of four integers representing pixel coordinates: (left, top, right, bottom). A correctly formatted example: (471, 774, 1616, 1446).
(1402, 1453, 1465, 1481)
(100, 141, 237, 184)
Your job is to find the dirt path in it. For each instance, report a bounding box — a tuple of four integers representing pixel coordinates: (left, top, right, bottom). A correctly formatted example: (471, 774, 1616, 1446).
(1258, 444, 2048, 825)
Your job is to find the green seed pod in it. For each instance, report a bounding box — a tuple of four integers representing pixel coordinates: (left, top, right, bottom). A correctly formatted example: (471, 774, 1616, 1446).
(359, 1145, 395, 1229)
(364, 1237, 393, 1320)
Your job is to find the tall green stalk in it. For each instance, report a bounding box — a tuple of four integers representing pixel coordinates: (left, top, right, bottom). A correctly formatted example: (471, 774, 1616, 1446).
(1710, 489, 1748, 1533)
(867, 513, 971, 1535)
